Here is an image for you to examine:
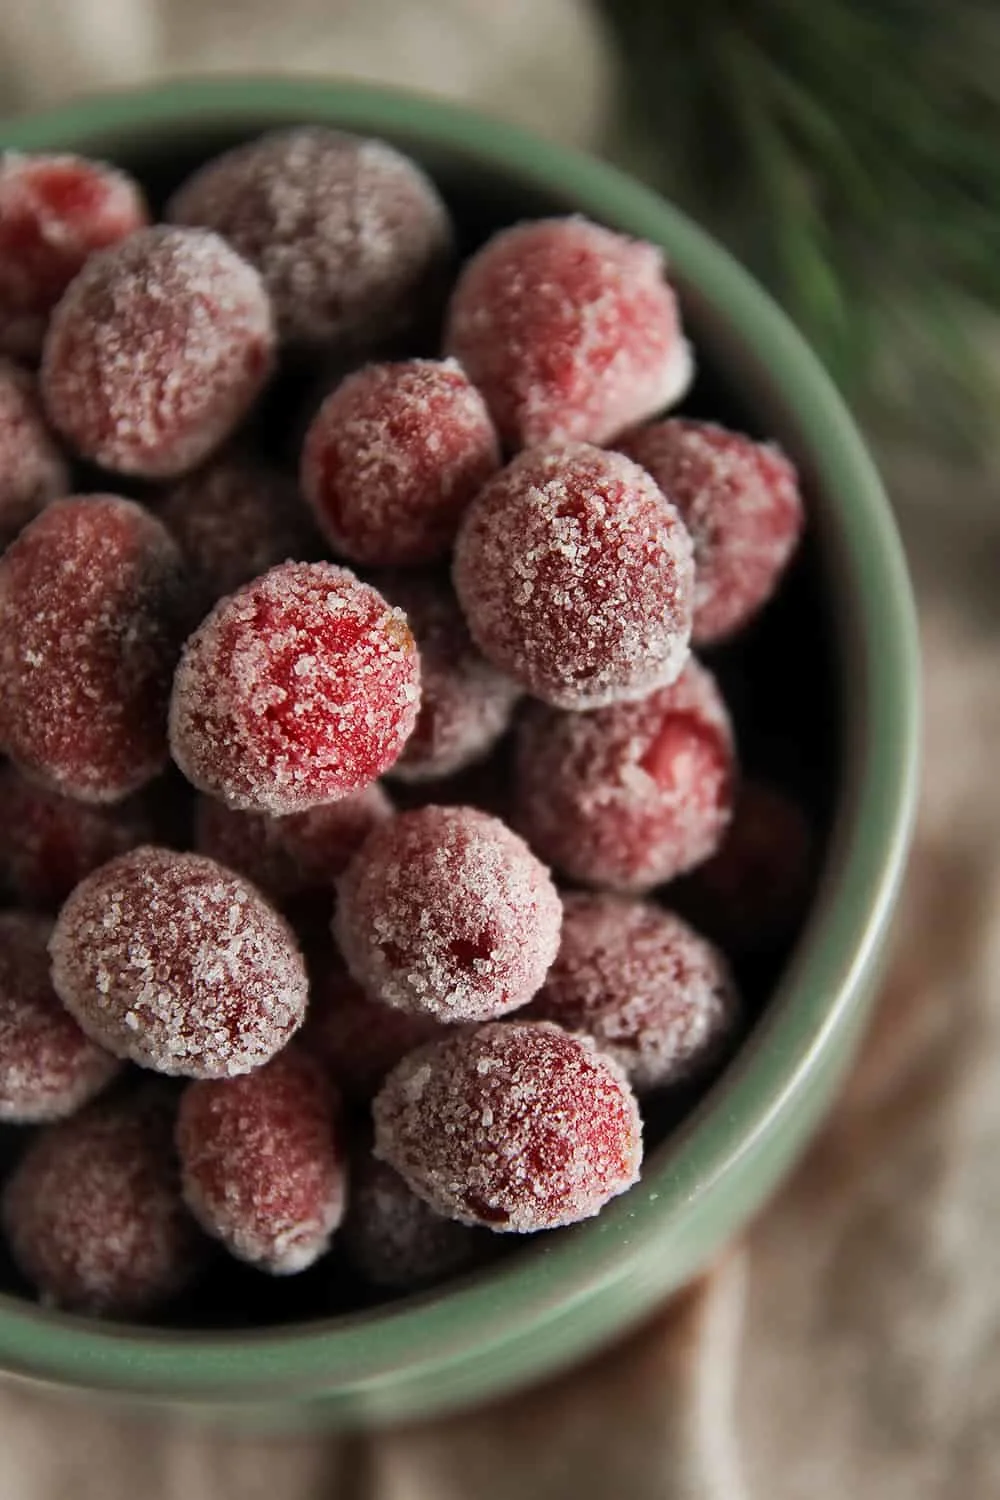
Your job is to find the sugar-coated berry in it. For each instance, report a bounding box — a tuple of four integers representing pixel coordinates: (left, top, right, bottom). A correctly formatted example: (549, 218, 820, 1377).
(453, 444, 694, 710)
(168, 128, 451, 349)
(373, 1021, 642, 1232)
(618, 419, 804, 644)
(159, 456, 322, 615)
(445, 217, 691, 449)
(195, 782, 392, 907)
(304, 946, 442, 1102)
(176, 1048, 346, 1275)
(50, 846, 308, 1078)
(0, 766, 156, 909)
(678, 778, 816, 958)
(336, 805, 562, 1023)
(42, 226, 274, 478)
(343, 1152, 483, 1289)
(0, 912, 121, 1123)
(170, 561, 421, 814)
(301, 359, 500, 566)
(514, 657, 735, 891)
(0, 496, 188, 802)
(525, 894, 738, 1094)
(2, 1090, 207, 1315)
(0, 360, 69, 550)
(379, 573, 518, 783)
(0, 152, 148, 360)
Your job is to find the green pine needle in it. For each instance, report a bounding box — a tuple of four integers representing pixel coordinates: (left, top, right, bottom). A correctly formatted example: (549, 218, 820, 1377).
(598, 0, 1000, 450)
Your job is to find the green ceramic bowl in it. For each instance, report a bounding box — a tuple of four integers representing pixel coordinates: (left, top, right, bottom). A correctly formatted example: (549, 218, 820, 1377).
(0, 77, 919, 1426)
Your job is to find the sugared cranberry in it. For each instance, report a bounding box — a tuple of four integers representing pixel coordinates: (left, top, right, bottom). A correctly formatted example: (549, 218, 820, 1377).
(445, 217, 691, 448)
(0, 496, 188, 802)
(0, 911, 120, 1122)
(302, 359, 499, 566)
(304, 946, 442, 1102)
(42, 226, 274, 478)
(514, 658, 735, 891)
(378, 572, 518, 783)
(526, 894, 738, 1093)
(195, 783, 392, 907)
(453, 444, 693, 709)
(0, 152, 148, 359)
(3, 1089, 208, 1315)
(343, 1151, 484, 1289)
(336, 805, 561, 1023)
(373, 1021, 642, 1232)
(176, 1049, 346, 1275)
(169, 561, 421, 815)
(168, 128, 451, 349)
(159, 456, 322, 615)
(618, 419, 804, 644)
(49, 846, 308, 1078)
(0, 360, 68, 549)
(678, 778, 816, 958)
(0, 766, 156, 909)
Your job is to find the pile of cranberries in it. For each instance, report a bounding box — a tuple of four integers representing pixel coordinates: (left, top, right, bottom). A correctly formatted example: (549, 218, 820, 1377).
(0, 129, 814, 1323)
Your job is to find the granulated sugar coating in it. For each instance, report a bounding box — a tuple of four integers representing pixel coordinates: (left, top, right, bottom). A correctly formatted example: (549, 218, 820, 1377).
(195, 782, 392, 907)
(41, 226, 274, 479)
(0, 361, 69, 551)
(445, 217, 692, 449)
(373, 1021, 642, 1232)
(159, 456, 322, 615)
(176, 1048, 346, 1275)
(0, 912, 121, 1123)
(336, 805, 562, 1023)
(49, 846, 308, 1078)
(379, 573, 519, 783)
(679, 778, 815, 959)
(514, 657, 735, 891)
(0, 496, 188, 802)
(525, 894, 738, 1094)
(304, 945, 442, 1102)
(618, 418, 804, 645)
(169, 561, 420, 815)
(0, 152, 148, 360)
(301, 359, 500, 567)
(168, 128, 452, 350)
(343, 1151, 483, 1289)
(0, 765, 155, 909)
(2, 1090, 207, 1315)
(453, 444, 694, 709)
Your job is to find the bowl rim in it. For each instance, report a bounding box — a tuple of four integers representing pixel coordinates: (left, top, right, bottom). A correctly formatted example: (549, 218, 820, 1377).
(0, 75, 920, 1402)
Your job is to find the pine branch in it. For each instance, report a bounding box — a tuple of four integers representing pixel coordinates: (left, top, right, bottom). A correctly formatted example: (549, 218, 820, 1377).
(599, 0, 1000, 450)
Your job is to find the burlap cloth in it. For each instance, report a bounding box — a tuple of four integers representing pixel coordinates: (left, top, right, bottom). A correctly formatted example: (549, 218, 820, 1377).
(0, 5, 993, 1494)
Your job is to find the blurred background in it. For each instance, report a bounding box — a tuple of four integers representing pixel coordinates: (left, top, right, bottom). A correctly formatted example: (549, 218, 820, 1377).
(1, 1, 998, 1496)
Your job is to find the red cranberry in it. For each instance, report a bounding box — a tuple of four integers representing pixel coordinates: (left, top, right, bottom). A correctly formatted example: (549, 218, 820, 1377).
(619, 418, 804, 644)
(0, 152, 148, 359)
(373, 1022, 642, 1232)
(169, 561, 421, 815)
(42, 226, 274, 478)
(446, 217, 691, 449)
(49, 846, 308, 1078)
(335, 805, 562, 1023)
(168, 129, 451, 349)
(453, 443, 694, 709)
(302, 359, 499, 566)
(177, 1049, 346, 1275)
(0, 496, 188, 802)
(514, 658, 735, 891)
(3, 1089, 208, 1315)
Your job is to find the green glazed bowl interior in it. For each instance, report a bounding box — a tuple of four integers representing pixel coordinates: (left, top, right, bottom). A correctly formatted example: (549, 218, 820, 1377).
(0, 78, 920, 1425)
